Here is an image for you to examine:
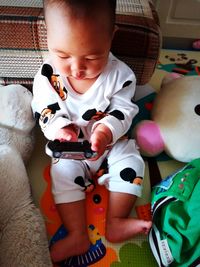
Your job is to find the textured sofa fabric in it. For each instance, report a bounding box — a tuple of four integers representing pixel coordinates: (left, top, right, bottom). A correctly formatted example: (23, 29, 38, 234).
(0, 0, 160, 87)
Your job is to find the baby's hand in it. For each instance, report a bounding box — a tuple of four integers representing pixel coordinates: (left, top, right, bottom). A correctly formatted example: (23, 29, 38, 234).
(90, 124, 112, 160)
(55, 125, 78, 142)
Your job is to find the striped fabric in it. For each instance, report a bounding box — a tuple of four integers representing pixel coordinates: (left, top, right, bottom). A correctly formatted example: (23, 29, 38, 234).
(0, 0, 160, 87)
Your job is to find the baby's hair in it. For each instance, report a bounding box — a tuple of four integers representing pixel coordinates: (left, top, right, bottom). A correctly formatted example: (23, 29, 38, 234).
(43, 0, 116, 33)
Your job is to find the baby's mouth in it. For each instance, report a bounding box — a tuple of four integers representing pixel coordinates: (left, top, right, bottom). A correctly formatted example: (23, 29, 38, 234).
(73, 72, 86, 80)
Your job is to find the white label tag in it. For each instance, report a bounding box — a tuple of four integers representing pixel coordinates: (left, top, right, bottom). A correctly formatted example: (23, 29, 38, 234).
(159, 239, 174, 266)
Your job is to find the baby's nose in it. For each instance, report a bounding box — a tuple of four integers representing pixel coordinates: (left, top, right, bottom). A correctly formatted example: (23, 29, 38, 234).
(71, 58, 86, 71)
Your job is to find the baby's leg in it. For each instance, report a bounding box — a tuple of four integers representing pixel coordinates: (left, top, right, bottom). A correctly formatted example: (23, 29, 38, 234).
(50, 159, 91, 262)
(50, 200, 90, 262)
(105, 192, 152, 243)
(99, 139, 152, 243)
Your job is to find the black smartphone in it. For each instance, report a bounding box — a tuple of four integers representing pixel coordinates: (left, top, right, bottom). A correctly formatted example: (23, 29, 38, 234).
(45, 139, 97, 160)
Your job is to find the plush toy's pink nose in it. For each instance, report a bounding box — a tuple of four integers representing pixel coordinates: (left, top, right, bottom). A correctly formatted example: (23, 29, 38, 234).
(134, 120, 164, 156)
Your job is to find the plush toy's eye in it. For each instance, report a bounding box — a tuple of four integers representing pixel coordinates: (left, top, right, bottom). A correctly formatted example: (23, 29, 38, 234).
(194, 104, 200, 116)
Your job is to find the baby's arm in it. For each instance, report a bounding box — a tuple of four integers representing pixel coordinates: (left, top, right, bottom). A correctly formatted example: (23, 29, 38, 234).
(92, 74, 138, 145)
(32, 64, 78, 141)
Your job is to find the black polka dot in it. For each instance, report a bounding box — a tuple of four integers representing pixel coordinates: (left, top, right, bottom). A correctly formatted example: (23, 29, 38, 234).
(41, 64, 53, 80)
(82, 109, 97, 121)
(120, 168, 136, 183)
(109, 110, 124, 120)
(194, 104, 200, 116)
(74, 176, 85, 187)
(47, 102, 60, 113)
(123, 80, 132, 88)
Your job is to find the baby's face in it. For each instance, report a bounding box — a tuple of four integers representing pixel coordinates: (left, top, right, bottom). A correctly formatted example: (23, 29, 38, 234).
(46, 6, 113, 81)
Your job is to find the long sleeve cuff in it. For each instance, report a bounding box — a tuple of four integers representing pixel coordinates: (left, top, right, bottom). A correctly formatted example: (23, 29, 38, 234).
(43, 117, 73, 140)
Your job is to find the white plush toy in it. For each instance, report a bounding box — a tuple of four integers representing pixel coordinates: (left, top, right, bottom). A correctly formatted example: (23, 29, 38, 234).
(0, 84, 52, 266)
(134, 74, 200, 163)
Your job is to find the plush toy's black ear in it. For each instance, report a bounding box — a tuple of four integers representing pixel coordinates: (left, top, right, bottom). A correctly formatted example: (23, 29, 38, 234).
(41, 64, 53, 81)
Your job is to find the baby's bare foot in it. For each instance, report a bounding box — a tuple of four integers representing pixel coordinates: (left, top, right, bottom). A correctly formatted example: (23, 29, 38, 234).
(50, 231, 90, 263)
(140, 220, 152, 235)
(106, 217, 152, 243)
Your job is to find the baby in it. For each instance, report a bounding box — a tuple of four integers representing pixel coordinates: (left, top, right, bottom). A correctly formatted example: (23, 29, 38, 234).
(32, 0, 152, 263)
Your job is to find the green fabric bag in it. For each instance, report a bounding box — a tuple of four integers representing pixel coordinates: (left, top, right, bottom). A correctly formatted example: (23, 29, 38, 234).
(149, 158, 200, 266)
